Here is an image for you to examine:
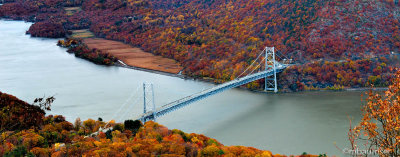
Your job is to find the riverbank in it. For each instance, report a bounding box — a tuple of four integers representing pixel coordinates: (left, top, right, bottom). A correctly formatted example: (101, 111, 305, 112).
(1, 17, 394, 93)
(2, 0, 399, 93)
(56, 36, 396, 93)
(69, 36, 394, 93)
(57, 37, 184, 75)
(65, 29, 183, 74)
(345, 87, 388, 91)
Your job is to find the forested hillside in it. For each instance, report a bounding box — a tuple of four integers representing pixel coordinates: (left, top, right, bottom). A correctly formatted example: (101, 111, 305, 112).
(1, 0, 399, 91)
(0, 91, 319, 156)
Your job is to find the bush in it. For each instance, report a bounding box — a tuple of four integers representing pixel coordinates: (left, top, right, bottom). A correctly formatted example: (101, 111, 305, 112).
(4, 146, 35, 157)
(112, 123, 124, 131)
(124, 120, 142, 132)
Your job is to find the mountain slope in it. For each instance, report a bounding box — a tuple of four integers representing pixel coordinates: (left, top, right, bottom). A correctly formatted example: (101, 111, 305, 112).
(1, 0, 399, 91)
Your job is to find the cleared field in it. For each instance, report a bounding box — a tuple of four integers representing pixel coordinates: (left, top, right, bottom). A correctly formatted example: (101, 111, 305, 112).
(70, 29, 95, 38)
(83, 38, 183, 74)
(64, 7, 81, 16)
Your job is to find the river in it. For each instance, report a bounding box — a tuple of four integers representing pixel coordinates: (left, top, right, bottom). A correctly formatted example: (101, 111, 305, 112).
(0, 20, 365, 156)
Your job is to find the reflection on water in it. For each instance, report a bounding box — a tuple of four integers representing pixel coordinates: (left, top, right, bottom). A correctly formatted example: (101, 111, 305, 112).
(0, 20, 364, 156)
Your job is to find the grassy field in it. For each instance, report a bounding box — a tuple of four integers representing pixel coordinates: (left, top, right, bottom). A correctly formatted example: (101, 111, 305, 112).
(83, 38, 183, 74)
(70, 29, 95, 38)
(66, 29, 182, 73)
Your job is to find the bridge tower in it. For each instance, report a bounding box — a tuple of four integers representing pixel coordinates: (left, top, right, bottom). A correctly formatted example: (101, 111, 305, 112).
(143, 82, 156, 121)
(265, 47, 278, 93)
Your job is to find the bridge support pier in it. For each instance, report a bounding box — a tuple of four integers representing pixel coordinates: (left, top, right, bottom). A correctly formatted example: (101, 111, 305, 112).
(265, 47, 278, 93)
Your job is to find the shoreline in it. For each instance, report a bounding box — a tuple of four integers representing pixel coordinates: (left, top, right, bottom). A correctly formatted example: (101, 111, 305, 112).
(0, 19, 391, 93)
(117, 60, 390, 94)
(114, 60, 186, 79)
(345, 87, 388, 91)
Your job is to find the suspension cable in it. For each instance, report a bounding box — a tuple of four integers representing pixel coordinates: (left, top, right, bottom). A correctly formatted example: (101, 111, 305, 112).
(275, 48, 290, 62)
(235, 47, 266, 79)
(117, 94, 142, 122)
(247, 57, 266, 76)
(102, 85, 141, 129)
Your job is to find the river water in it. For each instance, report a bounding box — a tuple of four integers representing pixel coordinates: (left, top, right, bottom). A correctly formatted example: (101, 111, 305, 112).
(0, 20, 365, 156)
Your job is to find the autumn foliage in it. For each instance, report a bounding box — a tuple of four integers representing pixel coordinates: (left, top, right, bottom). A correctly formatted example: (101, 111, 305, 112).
(0, 92, 45, 131)
(349, 69, 400, 156)
(58, 38, 117, 65)
(1, 0, 399, 91)
(279, 58, 397, 92)
(0, 91, 318, 157)
(27, 21, 67, 38)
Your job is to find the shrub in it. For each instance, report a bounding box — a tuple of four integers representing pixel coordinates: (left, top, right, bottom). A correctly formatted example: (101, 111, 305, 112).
(124, 120, 142, 132)
(4, 146, 34, 157)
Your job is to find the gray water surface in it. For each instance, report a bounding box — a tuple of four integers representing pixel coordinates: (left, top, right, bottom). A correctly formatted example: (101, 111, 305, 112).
(0, 20, 364, 156)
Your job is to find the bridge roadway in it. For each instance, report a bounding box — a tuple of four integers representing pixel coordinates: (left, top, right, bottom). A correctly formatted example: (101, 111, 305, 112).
(135, 64, 288, 122)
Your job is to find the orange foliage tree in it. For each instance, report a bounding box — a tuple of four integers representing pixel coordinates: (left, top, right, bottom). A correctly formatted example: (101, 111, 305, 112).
(0, 92, 45, 131)
(349, 69, 400, 156)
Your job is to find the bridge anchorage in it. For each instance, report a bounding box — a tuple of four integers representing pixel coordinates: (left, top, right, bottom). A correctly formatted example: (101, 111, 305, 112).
(132, 46, 292, 122)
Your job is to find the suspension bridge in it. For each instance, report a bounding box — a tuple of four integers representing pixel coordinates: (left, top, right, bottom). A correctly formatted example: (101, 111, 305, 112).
(136, 47, 292, 122)
(95, 47, 291, 134)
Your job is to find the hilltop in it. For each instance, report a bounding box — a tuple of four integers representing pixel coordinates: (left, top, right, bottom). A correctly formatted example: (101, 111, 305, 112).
(0, 0, 399, 91)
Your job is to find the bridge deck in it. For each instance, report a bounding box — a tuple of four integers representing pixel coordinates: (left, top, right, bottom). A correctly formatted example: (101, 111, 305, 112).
(135, 65, 288, 122)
